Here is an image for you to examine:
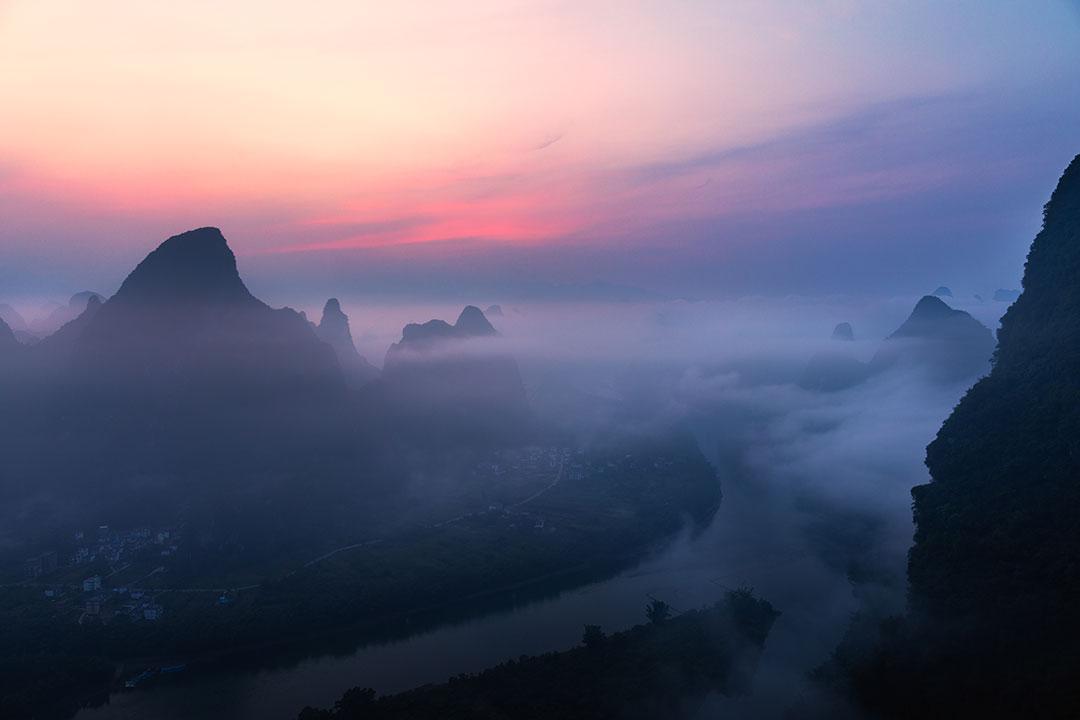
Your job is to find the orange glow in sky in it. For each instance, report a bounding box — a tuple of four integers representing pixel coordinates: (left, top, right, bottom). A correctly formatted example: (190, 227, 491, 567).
(1, 0, 1077, 292)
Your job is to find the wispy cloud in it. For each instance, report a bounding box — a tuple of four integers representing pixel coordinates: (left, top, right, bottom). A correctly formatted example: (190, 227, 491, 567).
(532, 132, 564, 152)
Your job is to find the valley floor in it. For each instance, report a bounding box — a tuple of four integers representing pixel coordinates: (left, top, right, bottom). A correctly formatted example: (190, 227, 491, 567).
(1, 435, 720, 720)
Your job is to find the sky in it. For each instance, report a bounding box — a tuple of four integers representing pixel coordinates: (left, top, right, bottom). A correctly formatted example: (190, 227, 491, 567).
(1, 1, 1079, 307)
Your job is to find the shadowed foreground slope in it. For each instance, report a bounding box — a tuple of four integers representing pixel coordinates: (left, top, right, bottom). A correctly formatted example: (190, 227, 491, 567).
(298, 590, 778, 720)
(819, 153, 1080, 717)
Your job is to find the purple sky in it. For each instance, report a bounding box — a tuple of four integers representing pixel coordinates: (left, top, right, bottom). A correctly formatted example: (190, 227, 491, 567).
(1, 2, 1078, 307)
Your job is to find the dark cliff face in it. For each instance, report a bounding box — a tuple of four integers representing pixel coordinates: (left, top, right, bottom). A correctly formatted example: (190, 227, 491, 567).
(912, 156, 1080, 616)
(900, 154, 1080, 707)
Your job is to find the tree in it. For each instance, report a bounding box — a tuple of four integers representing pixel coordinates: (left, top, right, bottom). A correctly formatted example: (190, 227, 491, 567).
(335, 686, 376, 715)
(582, 624, 605, 649)
(646, 599, 671, 625)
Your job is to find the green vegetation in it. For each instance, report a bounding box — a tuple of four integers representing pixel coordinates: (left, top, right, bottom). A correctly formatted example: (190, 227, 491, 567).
(645, 598, 671, 625)
(297, 590, 778, 720)
(0, 655, 113, 720)
(0, 432, 720, 719)
(819, 153, 1080, 716)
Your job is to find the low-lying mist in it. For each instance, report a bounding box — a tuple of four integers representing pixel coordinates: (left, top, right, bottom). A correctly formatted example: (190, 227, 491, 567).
(291, 292, 997, 716)
(337, 293, 996, 717)
(2, 279, 1006, 719)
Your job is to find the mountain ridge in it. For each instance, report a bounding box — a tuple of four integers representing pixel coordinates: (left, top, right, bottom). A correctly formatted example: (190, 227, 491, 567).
(827, 153, 1080, 717)
(316, 298, 379, 389)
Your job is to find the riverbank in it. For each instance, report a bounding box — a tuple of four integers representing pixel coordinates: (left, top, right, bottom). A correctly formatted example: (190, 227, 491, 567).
(3, 434, 720, 720)
(297, 590, 780, 720)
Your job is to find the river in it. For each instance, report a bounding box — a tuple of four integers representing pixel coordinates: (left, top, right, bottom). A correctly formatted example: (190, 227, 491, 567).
(67, 298, 984, 720)
(72, 458, 911, 720)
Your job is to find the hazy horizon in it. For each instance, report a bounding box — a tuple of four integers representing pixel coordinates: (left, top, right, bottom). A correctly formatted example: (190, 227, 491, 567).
(3, 4, 1080, 719)
(3, 2, 1080, 303)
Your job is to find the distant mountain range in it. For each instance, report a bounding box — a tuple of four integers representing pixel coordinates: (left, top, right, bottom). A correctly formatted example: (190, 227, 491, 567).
(831, 322, 855, 341)
(40, 227, 346, 403)
(35, 292, 104, 337)
(0, 228, 532, 532)
(379, 305, 530, 444)
(799, 295, 994, 392)
(907, 153, 1080, 713)
(315, 298, 379, 389)
(869, 295, 995, 382)
(823, 153, 1080, 717)
(0, 316, 18, 353)
(0, 304, 27, 333)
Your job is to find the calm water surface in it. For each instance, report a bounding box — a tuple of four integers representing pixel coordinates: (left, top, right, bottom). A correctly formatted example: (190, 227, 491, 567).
(74, 471, 900, 720)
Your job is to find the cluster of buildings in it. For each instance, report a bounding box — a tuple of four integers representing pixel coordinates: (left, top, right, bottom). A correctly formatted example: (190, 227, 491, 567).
(465, 446, 584, 533)
(17, 523, 184, 625)
(80, 583, 165, 623)
(72, 524, 180, 567)
(476, 446, 574, 480)
(24, 523, 181, 580)
(24, 550, 58, 579)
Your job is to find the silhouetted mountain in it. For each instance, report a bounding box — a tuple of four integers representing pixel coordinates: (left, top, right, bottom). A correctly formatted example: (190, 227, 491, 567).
(2, 228, 357, 503)
(316, 298, 379, 389)
(72, 228, 342, 395)
(29, 291, 104, 337)
(0, 304, 27, 333)
(799, 322, 867, 391)
(831, 322, 855, 341)
(454, 304, 498, 336)
(34, 294, 102, 357)
(114, 230, 251, 305)
(931, 286, 952, 297)
(386, 305, 500, 357)
(71, 290, 103, 307)
(0, 317, 18, 353)
(992, 288, 1020, 302)
(827, 154, 1080, 717)
(913, 154, 1080, 711)
(800, 299, 993, 393)
(382, 306, 529, 444)
(869, 295, 994, 382)
(389, 305, 497, 356)
(485, 304, 504, 317)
